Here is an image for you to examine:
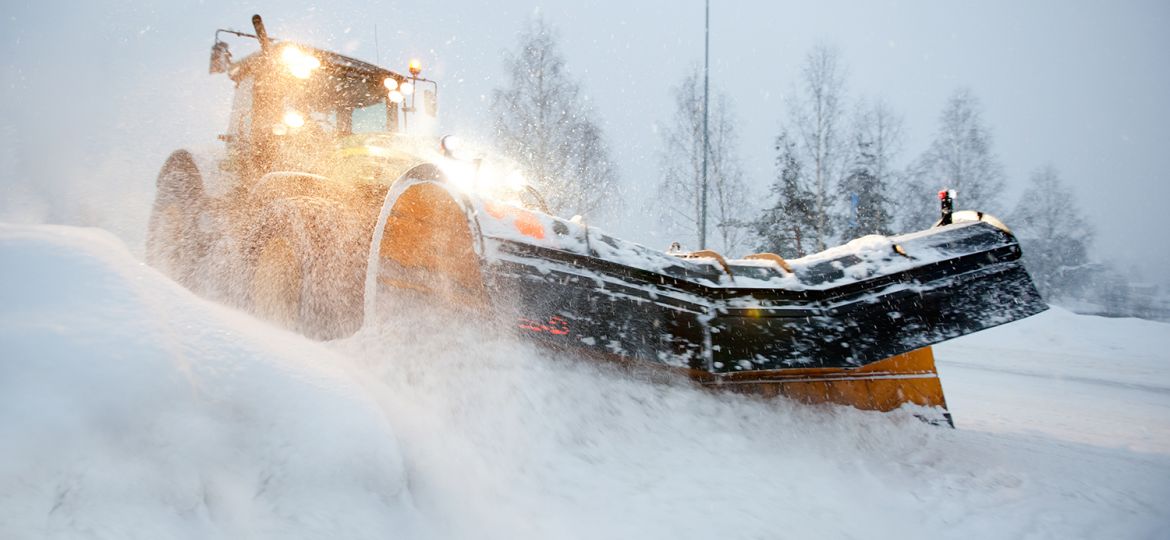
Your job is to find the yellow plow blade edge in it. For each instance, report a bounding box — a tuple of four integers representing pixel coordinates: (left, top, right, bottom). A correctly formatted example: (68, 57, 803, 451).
(705, 347, 948, 414)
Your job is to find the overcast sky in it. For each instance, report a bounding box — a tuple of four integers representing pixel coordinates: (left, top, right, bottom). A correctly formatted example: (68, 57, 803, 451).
(2, 0, 1167, 281)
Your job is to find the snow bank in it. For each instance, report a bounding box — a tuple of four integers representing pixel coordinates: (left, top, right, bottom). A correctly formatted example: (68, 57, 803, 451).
(2, 223, 1168, 539)
(0, 224, 425, 539)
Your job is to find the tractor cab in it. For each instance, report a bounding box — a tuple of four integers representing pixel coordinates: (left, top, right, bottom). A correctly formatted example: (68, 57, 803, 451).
(209, 16, 437, 181)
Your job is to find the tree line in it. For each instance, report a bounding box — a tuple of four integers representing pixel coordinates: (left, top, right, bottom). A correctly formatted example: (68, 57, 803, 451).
(488, 18, 1095, 304)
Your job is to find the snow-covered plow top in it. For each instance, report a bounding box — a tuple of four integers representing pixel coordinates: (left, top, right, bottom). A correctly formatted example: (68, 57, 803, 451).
(476, 195, 1011, 293)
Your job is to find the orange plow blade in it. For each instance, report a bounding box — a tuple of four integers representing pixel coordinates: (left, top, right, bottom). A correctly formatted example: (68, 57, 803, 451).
(705, 347, 949, 423)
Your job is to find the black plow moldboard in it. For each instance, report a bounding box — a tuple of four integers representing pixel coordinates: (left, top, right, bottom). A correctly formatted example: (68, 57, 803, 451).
(487, 221, 1048, 373)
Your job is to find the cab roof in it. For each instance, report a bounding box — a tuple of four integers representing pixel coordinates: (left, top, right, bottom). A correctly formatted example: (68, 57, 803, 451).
(228, 42, 410, 110)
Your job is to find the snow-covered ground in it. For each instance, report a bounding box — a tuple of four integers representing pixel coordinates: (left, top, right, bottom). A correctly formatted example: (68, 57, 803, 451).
(937, 306, 1170, 454)
(1, 223, 1168, 539)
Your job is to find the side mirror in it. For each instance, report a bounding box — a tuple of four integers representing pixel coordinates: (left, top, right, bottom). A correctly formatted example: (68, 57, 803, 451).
(209, 41, 232, 74)
(423, 89, 437, 117)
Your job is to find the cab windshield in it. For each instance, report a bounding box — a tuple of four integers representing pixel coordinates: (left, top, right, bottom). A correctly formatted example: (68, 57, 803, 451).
(283, 75, 391, 136)
(350, 100, 389, 134)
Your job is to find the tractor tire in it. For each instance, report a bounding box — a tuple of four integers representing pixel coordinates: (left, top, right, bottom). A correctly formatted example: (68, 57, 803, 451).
(248, 196, 367, 339)
(146, 150, 206, 288)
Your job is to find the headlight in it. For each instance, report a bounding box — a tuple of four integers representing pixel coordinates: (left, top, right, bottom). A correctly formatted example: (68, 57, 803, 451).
(399, 81, 414, 96)
(383, 77, 398, 90)
(280, 45, 321, 79)
(282, 111, 305, 128)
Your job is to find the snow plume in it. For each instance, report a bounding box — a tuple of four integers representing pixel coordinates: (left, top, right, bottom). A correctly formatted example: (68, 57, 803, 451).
(0, 124, 49, 225)
(0, 58, 229, 258)
(2, 223, 1169, 539)
(338, 314, 1170, 539)
(0, 225, 426, 539)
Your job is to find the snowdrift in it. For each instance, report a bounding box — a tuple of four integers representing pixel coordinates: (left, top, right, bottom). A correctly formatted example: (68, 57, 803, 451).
(0, 225, 425, 539)
(1, 223, 1168, 539)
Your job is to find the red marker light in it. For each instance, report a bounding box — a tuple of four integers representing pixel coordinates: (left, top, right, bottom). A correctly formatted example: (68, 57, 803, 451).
(938, 190, 949, 200)
(548, 316, 570, 335)
(517, 315, 571, 336)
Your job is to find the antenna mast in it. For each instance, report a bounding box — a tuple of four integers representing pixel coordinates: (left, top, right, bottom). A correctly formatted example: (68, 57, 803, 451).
(700, 0, 710, 249)
(374, 24, 381, 65)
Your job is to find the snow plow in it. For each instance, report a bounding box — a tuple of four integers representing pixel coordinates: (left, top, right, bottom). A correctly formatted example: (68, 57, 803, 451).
(147, 15, 1048, 424)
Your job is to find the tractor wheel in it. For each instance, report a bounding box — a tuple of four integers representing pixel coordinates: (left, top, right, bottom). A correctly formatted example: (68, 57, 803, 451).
(146, 150, 206, 288)
(248, 196, 367, 339)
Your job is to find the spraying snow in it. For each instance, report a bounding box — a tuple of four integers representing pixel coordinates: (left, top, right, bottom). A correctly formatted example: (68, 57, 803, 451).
(1, 223, 1168, 539)
(0, 225, 426, 539)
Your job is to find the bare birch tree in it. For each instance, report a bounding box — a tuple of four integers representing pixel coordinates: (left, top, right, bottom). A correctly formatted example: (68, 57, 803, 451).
(657, 69, 750, 253)
(788, 44, 848, 251)
(1011, 165, 1094, 300)
(491, 16, 619, 220)
(902, 88, 1005, 229)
